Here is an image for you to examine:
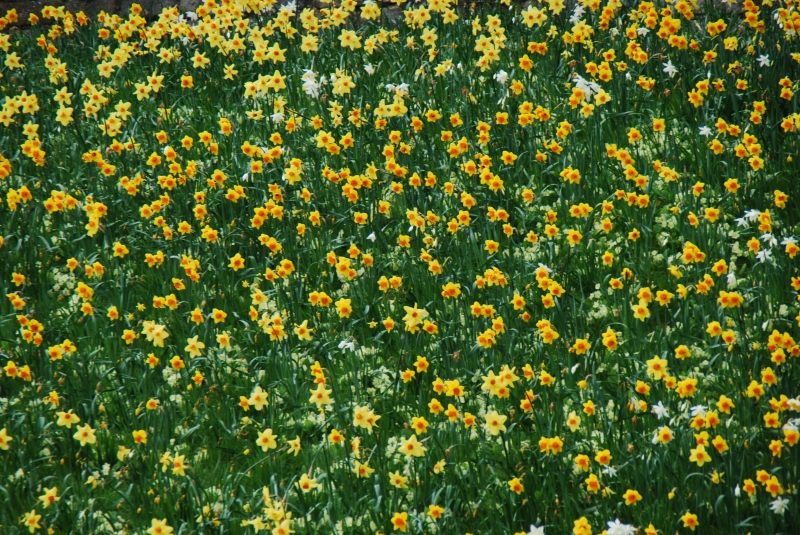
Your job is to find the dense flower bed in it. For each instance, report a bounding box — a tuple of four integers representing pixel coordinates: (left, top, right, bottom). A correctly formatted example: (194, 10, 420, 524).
(1, 0, 800, 534)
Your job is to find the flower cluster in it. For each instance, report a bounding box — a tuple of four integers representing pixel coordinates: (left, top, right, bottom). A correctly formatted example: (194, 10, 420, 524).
(1, 0, 799, 534)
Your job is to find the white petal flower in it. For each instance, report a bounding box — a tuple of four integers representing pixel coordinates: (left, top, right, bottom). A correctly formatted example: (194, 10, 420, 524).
(572, 74, 593, 97)
(726, 272, 737, 289)
(606, 519, 636, 535)
(301, 69, 317, 83)
(569, 5, 585, 24)
(770, 497, 789, 515)
(760, 233, 778, 247)
(744, 209, 761, 222)
(652, 401, 669, 419)
(690, 405, 707, 417)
